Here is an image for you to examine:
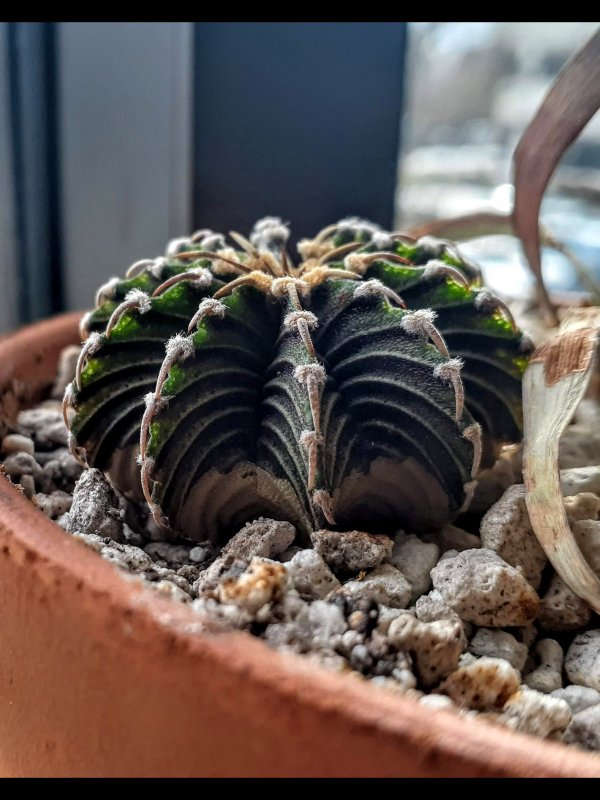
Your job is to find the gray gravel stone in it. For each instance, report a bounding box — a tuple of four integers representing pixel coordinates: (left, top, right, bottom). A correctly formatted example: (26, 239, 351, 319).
(415, 590, 468, 648)
(19, 474, 35, 498)
(152, 580, 192, 603)
(500, 687, 572, 738)
(32, 491, 73, 519)
(306, 600, 348, 649)
(2, 451, 42, 478)
(342, 564, 412, 609)
(537, 574, 592, 632)
(376, 606, 409, 635)
(480, 484, 547, 589)
(67, 468, 124, 542)
(431, 549, 539, 627)
(563, 705, 600, 751)
(388, 613, 463, 687)
(193, 518, 295, 593)
(311, 529, 393, 573)
(189, 546, 211, 564)
(468, 628, 528, 671)
(218, 558, 287, 616)
(419, 694, 457, 712)
(36, 447, 83, 491)
(193, 555, 248, 595)
(285, 549, 341, 600)
(564, 492, 600, 523)
(222, 517, 296, 561)
(1, 433, 34, 456)
(572, 519, 600, 574)
(144, 542, 192, 566)
(551, 685, 600, 714)
(565, 630, 600, 691)
(559, 425, 600, 469)
(17, 407, 65, 447)
(388, 534, 439, 602)
(438, 657, 521, 710)
(560, 464, 600, 497)
(524, 639, 563, 693)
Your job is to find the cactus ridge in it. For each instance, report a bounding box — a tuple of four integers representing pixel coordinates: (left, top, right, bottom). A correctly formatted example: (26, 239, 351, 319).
(65, 217, 532, 542)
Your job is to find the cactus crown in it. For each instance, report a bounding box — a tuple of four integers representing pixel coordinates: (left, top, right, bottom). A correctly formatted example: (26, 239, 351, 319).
(65, 217, 532, 543)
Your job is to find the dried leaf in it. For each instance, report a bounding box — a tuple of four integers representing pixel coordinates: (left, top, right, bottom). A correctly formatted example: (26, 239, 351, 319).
(512, 28, 600, 320)
(523, 308, 600, 613)
(407, 212, 513, 242)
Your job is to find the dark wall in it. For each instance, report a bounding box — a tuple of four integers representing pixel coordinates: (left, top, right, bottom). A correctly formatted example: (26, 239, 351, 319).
(193, 22, 407, 244)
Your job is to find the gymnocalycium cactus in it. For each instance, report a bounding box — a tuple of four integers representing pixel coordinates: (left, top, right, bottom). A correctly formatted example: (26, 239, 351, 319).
(64, 217, 532, 542)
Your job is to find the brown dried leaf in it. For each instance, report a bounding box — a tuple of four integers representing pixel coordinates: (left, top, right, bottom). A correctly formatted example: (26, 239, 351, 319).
(523, 308, 600, 613)
(512, 28, 600, 319)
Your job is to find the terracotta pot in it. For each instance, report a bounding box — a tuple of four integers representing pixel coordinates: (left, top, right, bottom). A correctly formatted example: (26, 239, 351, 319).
(0, 314, 599, 778)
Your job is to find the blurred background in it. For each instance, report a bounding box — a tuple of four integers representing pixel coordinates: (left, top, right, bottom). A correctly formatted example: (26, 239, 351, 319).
(1, 21, 599, 333)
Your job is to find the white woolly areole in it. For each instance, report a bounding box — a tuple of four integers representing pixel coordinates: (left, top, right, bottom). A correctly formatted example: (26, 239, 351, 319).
(149, 257, 168, 278)
(344, 253, 369, 274)
(209, 260, 237, 276)
(144, 391, 157, 409)
(335, 216, 382, 239)
(400, 309, 438, 337)
(63, 382, 77, 408)
(283, 310, 318, 330)
(188, 268, 213, 287)
(250, 216, 290, 251)
(126, 258, 155, 278)
(422, 260, 468, 289)
(422, 260, 446, 279)
(434, 357, 464, 381)
(294, 363, 327, 386)
(297, 239, 314, 260)
(200, 233, 227, 252)
(82, 331, 103, 355)
(188, 298, 227, 332)
(95, 277, 120, 307)
(372, 231, 393, 250)
(353, 279, 404, 306)
(165, 334, 195, 362)
(216, 247, 239, 262)
(124, 289, 152, 313)
(271, 276, 309, 297)
(434, 358, 465, 422)
(165, 237, 191, 257)
(253, 216, 285, 233)
(197, 298, 227, 317)
(300, 430, 323, 449)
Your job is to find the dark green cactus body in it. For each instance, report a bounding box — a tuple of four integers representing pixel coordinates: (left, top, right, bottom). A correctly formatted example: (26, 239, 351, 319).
(65, 218, 532, 542)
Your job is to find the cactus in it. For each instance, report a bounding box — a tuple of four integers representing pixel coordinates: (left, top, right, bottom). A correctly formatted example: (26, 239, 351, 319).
(64, 217, 532, 543)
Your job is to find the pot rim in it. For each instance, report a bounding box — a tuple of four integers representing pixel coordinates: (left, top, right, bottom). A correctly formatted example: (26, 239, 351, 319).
(1, 312, 599, 778)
